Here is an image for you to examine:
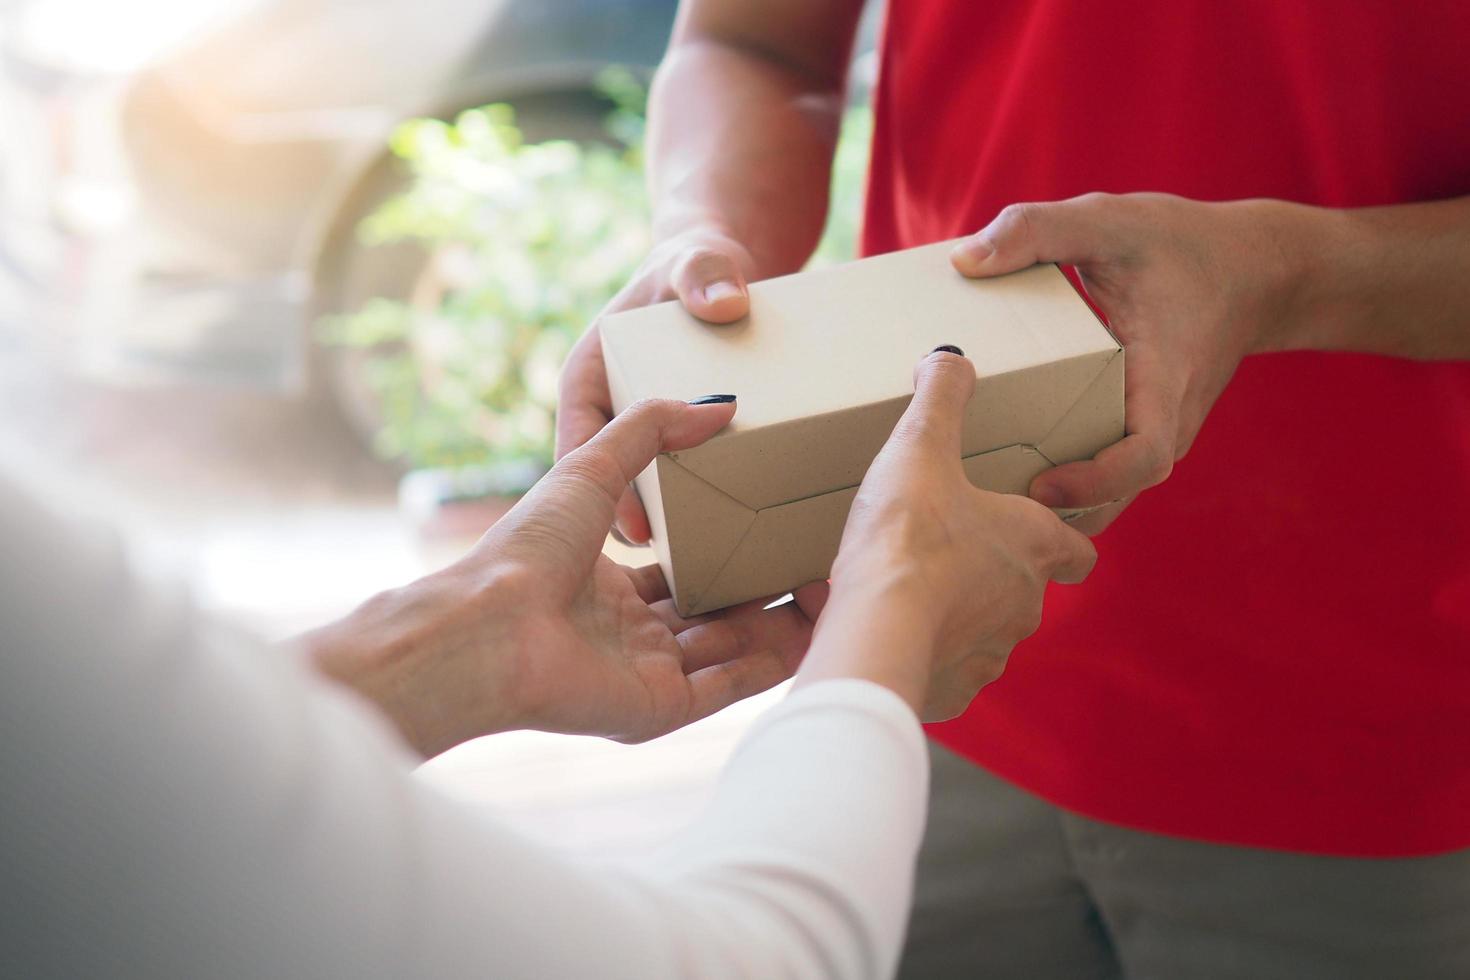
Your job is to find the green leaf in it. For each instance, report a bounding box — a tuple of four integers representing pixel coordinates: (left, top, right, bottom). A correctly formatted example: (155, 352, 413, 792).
(315, 79, 870, 473)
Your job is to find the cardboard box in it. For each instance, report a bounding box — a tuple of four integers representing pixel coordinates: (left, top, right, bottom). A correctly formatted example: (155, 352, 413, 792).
(600, 241, 1123, 616)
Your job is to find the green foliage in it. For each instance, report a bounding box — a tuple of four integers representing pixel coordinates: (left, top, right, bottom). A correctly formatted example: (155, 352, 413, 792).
(815, 103, 873, 266)
(320, 75, 871, 474)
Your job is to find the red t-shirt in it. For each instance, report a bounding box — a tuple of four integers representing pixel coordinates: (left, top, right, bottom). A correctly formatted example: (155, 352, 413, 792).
(864, 0, 1470, 856)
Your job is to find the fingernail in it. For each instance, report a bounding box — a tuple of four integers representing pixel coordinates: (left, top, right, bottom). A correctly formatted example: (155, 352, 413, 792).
(688, 393, 736, 405)
(931, 344, 965, 356)
(1031, 483, 1066, 508)
(951, 237, 993, 266)
(703, 280, 743, 305)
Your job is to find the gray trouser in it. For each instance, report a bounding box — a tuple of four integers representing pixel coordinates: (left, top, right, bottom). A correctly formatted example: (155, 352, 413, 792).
(898, 743, 1470, 980)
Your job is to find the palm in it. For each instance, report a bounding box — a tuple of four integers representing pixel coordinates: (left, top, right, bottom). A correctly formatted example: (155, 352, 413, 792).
(516, 556, 818, 743)
(476, 397, 824, 743)
(540, 558, 695, 741)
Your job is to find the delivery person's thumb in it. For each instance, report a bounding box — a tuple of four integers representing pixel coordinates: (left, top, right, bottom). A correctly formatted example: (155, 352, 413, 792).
(672, 244, 750, 323)
(949, 196, 1112, 278)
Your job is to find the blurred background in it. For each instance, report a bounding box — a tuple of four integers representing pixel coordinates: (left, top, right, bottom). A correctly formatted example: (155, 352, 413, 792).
(0, 0, 879, 854)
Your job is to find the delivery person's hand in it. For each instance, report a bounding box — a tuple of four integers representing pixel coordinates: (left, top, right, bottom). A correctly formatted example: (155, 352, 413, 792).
(556, 228, 758, 544)
(796, 348, 1097, 721)
(306, 395, 826, 758)
(951, 192, 1301, 534)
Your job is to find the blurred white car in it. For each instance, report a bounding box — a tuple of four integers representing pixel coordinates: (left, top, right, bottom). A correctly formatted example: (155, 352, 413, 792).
(0, 0, 680, 395)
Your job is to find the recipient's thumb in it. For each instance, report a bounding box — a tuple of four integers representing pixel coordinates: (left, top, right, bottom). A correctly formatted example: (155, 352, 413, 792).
(672, 246, 749, 323)
(883, 346, 976, 467)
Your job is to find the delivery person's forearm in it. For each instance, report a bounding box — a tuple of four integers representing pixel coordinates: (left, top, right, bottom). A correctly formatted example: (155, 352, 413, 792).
(1264, 195, 1470, 360)
(647, 4, 861, 277)
(647, 42, 842, 277)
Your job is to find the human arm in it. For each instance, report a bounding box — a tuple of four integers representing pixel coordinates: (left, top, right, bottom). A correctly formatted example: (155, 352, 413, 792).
(1263, 195, 1470, 359)
(307, 346, 1094, 759)
(643, 0, 864, 285)
(0, 466, 918, 979)
(798, 348, 1098, 718)
(951, 192, 1470, 532)
(556, 0, 864, 541)
(0, 344, 1094, 977)
(302, 395, 825, 758)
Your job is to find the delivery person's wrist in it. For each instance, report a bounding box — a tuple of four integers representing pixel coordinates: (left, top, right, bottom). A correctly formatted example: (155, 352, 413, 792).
(1232, 198, 1349, 355)
(650, 202, 742, 250)
(650, 202, 801, 281)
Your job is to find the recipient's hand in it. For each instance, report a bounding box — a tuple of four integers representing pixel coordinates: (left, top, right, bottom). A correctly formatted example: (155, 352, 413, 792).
(306, 396, 824, 758)
(556, 227, 756, 543)
(797, 349, 1097, 721)
(952, 193, 1300, 533)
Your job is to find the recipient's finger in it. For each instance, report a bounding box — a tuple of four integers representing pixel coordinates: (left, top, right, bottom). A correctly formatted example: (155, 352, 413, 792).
(950, 194, 1115, 279)
(622, 563, 670, 605)
(646, 591, 774, 639)
(676, 600, 803, 673)
(671, 245, 750, 323)
(791, 580, 830, 624)
(520, 397, 737, 570)
(879, 347, 976, 469)
(680, 603, 816, 724)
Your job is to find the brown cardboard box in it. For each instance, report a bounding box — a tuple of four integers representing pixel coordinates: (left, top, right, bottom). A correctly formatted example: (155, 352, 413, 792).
(600, 241, 1123, 616)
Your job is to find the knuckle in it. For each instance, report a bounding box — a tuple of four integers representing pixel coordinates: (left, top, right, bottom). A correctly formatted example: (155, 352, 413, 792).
(890, 497, 955, 552)
(482, 560, 540, 605)
(1009, 494, 1062, 534)
(621, 397, 679, 432)
(1071, 469, 1107, 505)
(999, 202, 1040, 237)
(1071, 533, 1100, 573)
(1010, 493, 1055, 521)
(962, 650, 1008, 691)
(1013, 597, 1045, 642)
(1140, 438, 1175, 486)
(676, 245, 736, 282)
(1007, 498, 1077, 575)
(1035, 530, 1070, 577)
(1174, 425, 1200, 461)
(624, 396, 662, 418)
(559, 444, 628, 503)
(1048, 519, 1088, 561)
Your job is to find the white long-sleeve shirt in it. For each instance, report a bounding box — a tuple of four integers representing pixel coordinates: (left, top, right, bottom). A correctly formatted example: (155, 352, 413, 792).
(0, 472, 929, 980)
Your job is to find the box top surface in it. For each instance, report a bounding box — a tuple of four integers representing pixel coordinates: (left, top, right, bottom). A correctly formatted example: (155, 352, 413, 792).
(600, 242, 1118, 433)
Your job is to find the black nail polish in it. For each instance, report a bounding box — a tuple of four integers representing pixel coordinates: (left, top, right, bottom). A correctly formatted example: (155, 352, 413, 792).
(688, 394, 737, 405)
(931, 344, 965, 356)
